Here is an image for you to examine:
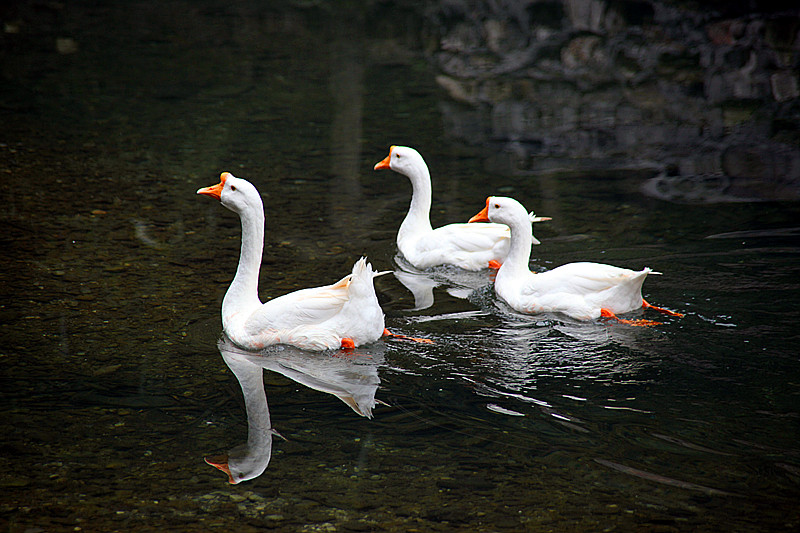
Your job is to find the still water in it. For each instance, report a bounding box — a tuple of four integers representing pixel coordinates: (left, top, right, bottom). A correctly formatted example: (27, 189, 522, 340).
(2, 1, 799, 531)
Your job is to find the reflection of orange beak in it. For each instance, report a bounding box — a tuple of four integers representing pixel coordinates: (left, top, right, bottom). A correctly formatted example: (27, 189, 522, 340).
(469, 198, 491, 223)
(373, 146, 395, 170)
(205, 454, 235, 484)
(196, 172, 229, 200)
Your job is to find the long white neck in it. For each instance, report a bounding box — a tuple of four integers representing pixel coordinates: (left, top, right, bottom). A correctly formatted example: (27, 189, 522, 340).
(496, 213, 533, 281)
(222, 206, 264, 321)
(398, 160, 434, 244)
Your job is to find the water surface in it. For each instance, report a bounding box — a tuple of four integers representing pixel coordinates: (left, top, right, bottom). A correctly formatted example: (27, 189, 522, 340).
(2, 1, 799, 531)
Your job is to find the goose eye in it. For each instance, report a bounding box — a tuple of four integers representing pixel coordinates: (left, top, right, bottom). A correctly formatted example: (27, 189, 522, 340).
(230, 185, 237, 191)
(494, 203, 500, 209)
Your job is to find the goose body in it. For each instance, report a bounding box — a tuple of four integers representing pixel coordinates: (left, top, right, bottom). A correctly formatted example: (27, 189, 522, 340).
(197, 173, 386, 351)
(470, 196, 682, 322)
(374, 146, 548, 271)
(495, 260, 653, 320)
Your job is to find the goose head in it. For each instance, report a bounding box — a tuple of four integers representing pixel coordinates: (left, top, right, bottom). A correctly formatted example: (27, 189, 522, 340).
(469, 196, 530, 227)
(197, 172, 263, 215)
(374, 145, 427, 177)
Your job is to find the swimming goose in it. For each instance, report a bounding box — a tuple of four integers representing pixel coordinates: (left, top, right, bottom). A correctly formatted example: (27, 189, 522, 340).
(469, 196, 683, 324)
(197, 172, 386, 351)
(374, 146, 549, 270)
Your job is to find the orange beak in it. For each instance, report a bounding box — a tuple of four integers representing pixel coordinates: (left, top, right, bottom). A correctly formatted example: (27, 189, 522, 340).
(373, 146, 395, 170)
(469, 197, 491, 223)
(196, 172, 229, 200)
(205, 454, 235, 484)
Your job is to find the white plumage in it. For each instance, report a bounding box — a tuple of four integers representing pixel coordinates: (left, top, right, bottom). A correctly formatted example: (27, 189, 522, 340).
(470, 196, 680, 323)
(374, 146, 549, 271)
(197, 172, 386, 351)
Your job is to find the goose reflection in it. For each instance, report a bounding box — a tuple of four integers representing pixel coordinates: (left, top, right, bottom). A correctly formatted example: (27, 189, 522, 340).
(454, 316, 658, 436)
(411, 298, 656, 392)
(640, 171, 764, 203)
(205, 335, 383, 484)
(393, 267, 442, 310)
(506, 300, 666, 364)
(393, 255, 498, 310)
(490, 318, 650, 380)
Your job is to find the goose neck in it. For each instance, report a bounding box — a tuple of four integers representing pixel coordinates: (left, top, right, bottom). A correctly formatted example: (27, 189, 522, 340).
(223, 206, 264, 316)
(399, 162, 433, 238)
(499, 216, 533, 276)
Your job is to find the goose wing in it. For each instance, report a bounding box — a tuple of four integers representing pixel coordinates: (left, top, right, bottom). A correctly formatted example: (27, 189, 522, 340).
(422, 222, 509, 253)
(521, 262, 641, 297)
(246, 276, 351, 333)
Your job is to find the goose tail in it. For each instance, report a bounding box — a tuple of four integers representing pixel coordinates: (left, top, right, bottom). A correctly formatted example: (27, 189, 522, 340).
(528, 212, 552, 245)
(348, 257, 380, 297)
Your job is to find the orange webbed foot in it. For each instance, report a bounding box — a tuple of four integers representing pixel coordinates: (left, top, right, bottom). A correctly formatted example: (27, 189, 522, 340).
(600, 308, 661, 327)
(340, 338, 355, 350)
(488, 260, 502, 270)
(383, 329, 434, 344)
(600, 308, 615, 319)
(642, 299, 684, 317)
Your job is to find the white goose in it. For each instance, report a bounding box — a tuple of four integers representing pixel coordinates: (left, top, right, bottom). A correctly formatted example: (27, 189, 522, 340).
(197, 172, 386, 351)
(374, 146, 549, 271)
(469, 196, 683, 324)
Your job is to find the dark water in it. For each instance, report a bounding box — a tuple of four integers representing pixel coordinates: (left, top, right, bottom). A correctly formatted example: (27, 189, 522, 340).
(2, 1, 799, 531)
